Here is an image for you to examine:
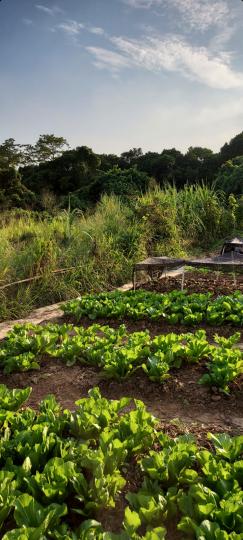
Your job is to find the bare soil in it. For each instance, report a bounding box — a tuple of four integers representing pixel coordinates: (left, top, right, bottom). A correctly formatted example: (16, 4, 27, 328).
(138, 270, 243, 296)
(2, 357, 243, 436)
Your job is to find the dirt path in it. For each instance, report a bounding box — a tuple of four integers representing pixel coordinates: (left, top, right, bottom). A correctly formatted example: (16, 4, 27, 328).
(0, 301, 64, 340)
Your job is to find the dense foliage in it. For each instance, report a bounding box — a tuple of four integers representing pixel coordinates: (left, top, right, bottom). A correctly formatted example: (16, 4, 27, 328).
(0, 131, 243, 211)
(0, 385, 242, 539)
(215, 157, 243, 195)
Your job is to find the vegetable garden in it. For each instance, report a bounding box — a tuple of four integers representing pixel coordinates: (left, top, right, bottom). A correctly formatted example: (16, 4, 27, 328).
(0, 286, 243, 538)
(63, 290, 243, 327)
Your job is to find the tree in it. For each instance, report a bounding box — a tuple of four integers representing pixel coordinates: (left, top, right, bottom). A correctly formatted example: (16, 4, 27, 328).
(55, 146, 101, 196)
(20, 145, 101, 209)
(19, 144, 37, 166)
(220, 132, 243, 162)
(182, 147, 219, 185)
(0, 168, 35, 208)
(0, 138, 23, 169)
(99, 153, 120, 171)
(120, 148, 143, 167)
(215, 157, 243, 195)
(137, 150, 180, 184)
(34, 134, 69, 163)
(186, 147, 213, 161)
(97, 166, 149, 198)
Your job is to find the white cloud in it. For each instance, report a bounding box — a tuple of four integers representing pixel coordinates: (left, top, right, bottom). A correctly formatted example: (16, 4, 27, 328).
(86, 46, 131, 71)
(109, 35, 243, 89)
(36, 4, 64, 16)
(57, 21, 84, 35)
(89, 26, 105, 36)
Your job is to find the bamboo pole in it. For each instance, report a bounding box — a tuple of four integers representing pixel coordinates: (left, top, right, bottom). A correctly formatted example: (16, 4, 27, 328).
(0, 266, 83, 291)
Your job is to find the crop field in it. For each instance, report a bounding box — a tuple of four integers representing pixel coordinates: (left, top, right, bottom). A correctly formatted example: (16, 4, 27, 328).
(63, 290, 243, 327)
(1, 384, 243, 540)
(0, 285, 243, 539)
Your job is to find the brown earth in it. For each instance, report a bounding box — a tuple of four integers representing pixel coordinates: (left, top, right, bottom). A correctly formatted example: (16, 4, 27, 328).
(2, 355, 243, 436)
(138, 270, 243, 296)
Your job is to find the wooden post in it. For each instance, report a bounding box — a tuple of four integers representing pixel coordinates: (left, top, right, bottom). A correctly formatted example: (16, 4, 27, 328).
(132, 267, 136, 291)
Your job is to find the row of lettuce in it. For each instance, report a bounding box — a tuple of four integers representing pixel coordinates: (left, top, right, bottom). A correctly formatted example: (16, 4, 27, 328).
(1, 322, 243, 393)
(0, 385, 243, 539)
(62, 290, 243, 326)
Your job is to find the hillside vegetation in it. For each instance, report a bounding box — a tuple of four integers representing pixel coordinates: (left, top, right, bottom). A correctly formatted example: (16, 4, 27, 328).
(0, 184, 242, 321)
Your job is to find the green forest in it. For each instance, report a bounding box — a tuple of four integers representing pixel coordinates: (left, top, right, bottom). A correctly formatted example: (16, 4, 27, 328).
(0, 131, 242, 211)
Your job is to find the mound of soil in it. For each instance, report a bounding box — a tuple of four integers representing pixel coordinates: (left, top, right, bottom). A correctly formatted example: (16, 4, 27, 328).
(2, 357, 243, 438)
(72, 316, 243, 343)
(138, 270, 243, 296)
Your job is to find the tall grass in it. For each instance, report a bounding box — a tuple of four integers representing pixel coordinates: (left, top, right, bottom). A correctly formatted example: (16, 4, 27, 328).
(0, 185, 241, 320)
(176, 184, 226, 243)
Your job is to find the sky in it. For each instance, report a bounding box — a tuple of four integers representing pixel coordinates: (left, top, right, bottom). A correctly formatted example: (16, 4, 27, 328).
(1, 0, 243, 155)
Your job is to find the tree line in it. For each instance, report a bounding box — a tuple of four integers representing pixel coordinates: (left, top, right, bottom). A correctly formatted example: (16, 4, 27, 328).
(0, 132, 242, 210)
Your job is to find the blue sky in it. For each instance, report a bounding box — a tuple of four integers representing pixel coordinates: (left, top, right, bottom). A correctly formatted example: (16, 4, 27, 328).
(1, 0, 243, 154)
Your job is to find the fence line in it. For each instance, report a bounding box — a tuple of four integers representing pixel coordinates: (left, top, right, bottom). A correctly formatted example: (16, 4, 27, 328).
(0, 266, 82, 291)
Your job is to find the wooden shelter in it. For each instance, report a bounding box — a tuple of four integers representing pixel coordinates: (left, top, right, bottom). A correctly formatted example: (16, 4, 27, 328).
(132, 240, 243, 290)
(220, 237, 243, 255)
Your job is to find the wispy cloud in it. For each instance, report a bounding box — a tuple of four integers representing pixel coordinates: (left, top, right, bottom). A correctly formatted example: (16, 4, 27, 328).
(209, 26, 235, 53)
(86, 46, 131, 72)
(57, 20, 84, 35)
(89, 26, 105, 36)
(122, 0, 231, 32)
(56, 19, 105, 38)
(36, 4, 64, 16)
(22, 18, 33, 26)
(122, 0, 161, 7)
(41, 0, 240, 90)
(102, 34, 243, 89)
(168, 0, 230, 32)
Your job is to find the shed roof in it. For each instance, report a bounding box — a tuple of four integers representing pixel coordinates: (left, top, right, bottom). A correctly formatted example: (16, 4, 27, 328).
(223, 237, 243, 246)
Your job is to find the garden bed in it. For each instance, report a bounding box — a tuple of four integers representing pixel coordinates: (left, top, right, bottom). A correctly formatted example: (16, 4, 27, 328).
(1, 287, 243, 539)
(0, 379, 243, 539)
(138, 270, 243, 296)
(1, 356, 243, 434)
(67, 316, 243, 342)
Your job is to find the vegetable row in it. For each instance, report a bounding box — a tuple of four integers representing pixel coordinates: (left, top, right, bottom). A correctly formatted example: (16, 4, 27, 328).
(62, 290, 243, 326)
(0, 385, 242, 539)
(1, 322, 243, 393)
